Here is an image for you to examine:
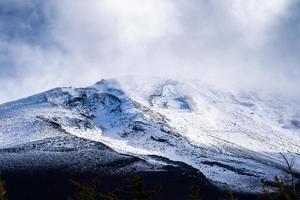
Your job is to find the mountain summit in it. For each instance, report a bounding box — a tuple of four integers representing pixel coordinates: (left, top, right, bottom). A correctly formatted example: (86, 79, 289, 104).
(1, 76, 299, 195)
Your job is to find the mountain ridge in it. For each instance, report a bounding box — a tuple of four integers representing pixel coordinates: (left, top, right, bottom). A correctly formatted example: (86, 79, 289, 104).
(0, 76, 300, 193)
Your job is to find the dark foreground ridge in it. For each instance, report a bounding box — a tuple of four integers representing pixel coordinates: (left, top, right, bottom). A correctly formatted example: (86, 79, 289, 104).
(0, 136, 261, 200)
(2, 167, 261, 200)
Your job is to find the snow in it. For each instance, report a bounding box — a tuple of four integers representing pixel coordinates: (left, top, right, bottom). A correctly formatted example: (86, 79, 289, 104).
(1, 76, 300, 192)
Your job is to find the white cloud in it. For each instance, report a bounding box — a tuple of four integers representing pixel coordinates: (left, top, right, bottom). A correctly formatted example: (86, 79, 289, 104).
(0, 0, 299, 103)
(102, 0, 180, 45)
(229, 0, 290, 46)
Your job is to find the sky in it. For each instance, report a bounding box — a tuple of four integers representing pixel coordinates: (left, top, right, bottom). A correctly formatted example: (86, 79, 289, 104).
(0, 0, 300, 103)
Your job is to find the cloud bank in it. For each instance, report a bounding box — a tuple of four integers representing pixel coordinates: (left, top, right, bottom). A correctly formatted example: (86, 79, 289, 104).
(0, 0, 300, 103)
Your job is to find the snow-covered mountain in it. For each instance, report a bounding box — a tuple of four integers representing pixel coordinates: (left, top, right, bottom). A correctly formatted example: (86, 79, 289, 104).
(1, 76, 300, 193)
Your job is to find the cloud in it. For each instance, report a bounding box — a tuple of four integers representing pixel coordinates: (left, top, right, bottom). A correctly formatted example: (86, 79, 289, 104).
(0, 0, 299, 103)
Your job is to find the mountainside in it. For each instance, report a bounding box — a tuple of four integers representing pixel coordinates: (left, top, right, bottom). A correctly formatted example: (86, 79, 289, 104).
(1, 76, 300, 194)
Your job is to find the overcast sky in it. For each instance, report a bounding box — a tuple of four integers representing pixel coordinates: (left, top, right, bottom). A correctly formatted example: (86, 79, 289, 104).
(0, 0, 300, 103)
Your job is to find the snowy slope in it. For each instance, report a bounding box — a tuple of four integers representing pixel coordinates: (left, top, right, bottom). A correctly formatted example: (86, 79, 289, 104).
(0, 76, 300, 192)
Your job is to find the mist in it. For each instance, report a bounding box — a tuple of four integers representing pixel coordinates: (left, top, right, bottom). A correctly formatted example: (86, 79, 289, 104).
(0, 0, 300, 103)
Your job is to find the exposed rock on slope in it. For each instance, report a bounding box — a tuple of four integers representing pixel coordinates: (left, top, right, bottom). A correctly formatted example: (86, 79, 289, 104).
(0, 76, 300, 193)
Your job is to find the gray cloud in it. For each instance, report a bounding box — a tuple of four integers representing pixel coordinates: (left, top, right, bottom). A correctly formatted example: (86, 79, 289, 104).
(264, 1, 300, 75)
(0, 0, 300, 103)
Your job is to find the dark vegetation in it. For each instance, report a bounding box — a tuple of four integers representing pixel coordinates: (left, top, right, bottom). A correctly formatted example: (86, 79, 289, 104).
(1, 167, 257, 200)
(71, 176, 161, 200)
(261, 176, 300, 200)
(1, 169, 223, 200)
(0, 172, 6, 200)
(71, 175, 300, 200)
(0, 154, 299, 200)
(259, 154, 300, 200)
(1, 169, 299, 200)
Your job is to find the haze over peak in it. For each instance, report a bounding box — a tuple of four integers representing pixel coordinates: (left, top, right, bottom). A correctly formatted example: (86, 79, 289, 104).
(1, 0, 300, 103)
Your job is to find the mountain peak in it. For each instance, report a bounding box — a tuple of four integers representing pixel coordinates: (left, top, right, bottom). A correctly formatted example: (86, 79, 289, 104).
(1, 76, 300, 193)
